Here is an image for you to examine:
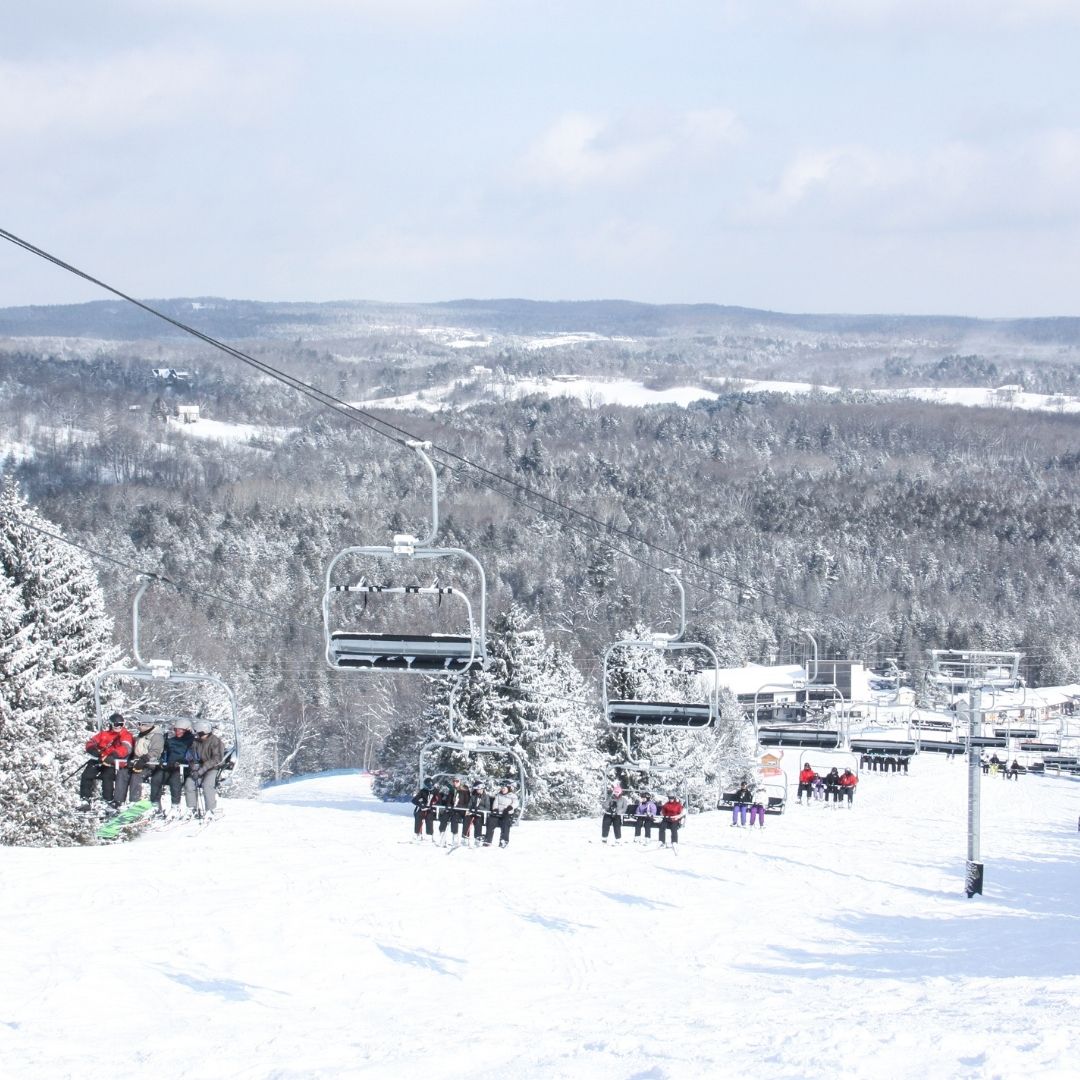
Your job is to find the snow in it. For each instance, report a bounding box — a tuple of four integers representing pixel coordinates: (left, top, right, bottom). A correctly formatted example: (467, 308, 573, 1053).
(0, 438, 34, 463)
(357, 371, 1080, 417)
(164, 416, 294, 445)
(2, 757, 1079, 1078)
(357, 376, 717, 413)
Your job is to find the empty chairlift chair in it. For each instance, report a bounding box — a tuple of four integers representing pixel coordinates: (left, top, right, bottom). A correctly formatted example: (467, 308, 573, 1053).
(323, 441, 487, 675)
(603, 569, 720, 732)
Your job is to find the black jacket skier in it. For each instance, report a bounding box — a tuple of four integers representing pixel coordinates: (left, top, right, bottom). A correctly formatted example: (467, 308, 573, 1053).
(412, 779, 437, 838)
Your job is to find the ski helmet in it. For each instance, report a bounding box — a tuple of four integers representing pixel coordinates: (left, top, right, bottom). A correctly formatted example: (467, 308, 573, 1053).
(194, 720, 213, 735)
(423, 777, 434, 786)
(137, 715, 157, 729)
(172, 717, 193, 732)
(107, 712, 124, 728)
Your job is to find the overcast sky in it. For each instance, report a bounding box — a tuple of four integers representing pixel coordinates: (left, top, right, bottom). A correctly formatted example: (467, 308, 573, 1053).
(2, 0, 1079, 317)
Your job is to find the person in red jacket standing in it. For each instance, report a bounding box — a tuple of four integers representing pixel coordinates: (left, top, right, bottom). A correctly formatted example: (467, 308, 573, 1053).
(78, 713, 133, 808)
(658, 793, 685, 850)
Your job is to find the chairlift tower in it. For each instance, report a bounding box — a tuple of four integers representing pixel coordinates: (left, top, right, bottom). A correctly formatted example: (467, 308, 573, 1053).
(926, 649, 1021, 898)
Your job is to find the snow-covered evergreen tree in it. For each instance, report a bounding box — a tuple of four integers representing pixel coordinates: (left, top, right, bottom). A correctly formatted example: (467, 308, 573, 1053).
(0, 479, 116, 845)
(373, 606, 604, 815)
(601, 626, 752, 810)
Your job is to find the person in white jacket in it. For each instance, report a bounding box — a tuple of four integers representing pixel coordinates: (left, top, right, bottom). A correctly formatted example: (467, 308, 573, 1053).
(484, 784, 518, 848)
(748, 785, 768, 828)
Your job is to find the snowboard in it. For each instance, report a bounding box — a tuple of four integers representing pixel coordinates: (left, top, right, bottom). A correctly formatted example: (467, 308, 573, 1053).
(96, 800, 153, 842)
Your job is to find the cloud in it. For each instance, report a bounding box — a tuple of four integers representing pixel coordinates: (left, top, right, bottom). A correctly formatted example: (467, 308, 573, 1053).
(520, 108, 740, 189)
(743, 131, 1080, 231)
(0, 47, 282, 138)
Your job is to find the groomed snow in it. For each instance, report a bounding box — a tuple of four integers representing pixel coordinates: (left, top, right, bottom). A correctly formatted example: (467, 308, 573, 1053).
(2, 757, 1078, 1078)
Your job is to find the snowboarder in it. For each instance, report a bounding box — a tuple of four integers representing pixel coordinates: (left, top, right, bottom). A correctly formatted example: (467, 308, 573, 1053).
(463, 780, 488, 846)
(411, 777, 437, 840)
(797, 764, 816, 803)
(730, 782, 752, 827)
(658, 793, 685, 849)
(78, 713, 133, 808)
(748, 785, 768, 828)
(151, 719, 194, 816)
(601, 784, 629, 843)
(484, 783, 518, 848)
(840, 768, 858, 807)
(184, 720, 226, 818)
(633, 792, 658, 842)
(114, 716, 163, 805)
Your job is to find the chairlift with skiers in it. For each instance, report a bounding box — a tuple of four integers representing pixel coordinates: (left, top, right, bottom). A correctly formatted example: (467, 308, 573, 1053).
(417, 678, 528, 816)
(92, 576, 240, 764)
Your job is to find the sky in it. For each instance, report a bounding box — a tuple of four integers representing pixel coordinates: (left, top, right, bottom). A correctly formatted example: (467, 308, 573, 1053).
(2, 0, 1080, 317)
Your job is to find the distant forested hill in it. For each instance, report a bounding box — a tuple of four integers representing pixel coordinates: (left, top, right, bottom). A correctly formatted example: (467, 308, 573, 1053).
(3, 296, 1080, 347)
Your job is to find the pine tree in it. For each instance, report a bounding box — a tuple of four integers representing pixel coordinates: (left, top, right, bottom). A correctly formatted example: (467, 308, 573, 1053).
(0, 479, 117, 845)
(600, 626, 749, 810)
(374, 606, 604, 815)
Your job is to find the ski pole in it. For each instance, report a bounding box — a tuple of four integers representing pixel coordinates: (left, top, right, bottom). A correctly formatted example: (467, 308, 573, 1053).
(64, 758, 94, 782)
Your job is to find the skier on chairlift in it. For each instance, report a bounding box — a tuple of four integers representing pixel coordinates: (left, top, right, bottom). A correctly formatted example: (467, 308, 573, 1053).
(484, 782, 518, 848)
(658, 792, 685, 849)
(601, 782, 629, 844)
(411, 777, 437, 841)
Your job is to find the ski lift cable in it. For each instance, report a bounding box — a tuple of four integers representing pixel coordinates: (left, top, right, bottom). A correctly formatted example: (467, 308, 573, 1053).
(0, 227, 833, 622)
(17, 517, 323, 636)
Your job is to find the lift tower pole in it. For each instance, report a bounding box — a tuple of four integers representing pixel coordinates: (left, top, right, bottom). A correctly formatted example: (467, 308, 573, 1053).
(926, 650, 1021, 898)
(964, 685, 984, 898)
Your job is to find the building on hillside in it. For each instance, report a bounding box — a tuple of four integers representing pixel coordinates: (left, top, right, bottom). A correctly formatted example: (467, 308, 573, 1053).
(151, 367, 194, 384)
(701, 660, 873, 722)
(966, 684, 1080, 729)
(176, 405, 200, 424)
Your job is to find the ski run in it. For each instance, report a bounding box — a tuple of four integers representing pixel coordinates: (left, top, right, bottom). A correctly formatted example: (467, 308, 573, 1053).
(2, 755, 1079, 1080)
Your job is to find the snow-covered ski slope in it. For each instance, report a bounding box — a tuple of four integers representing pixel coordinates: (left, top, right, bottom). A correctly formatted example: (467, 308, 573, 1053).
(2, 758, 1078, 1079)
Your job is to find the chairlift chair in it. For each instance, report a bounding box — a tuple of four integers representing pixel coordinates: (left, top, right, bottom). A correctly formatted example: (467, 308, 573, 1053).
(323, 441, 487, 674)
(603, 569, 720, 730)
(92, 576, 240, 763)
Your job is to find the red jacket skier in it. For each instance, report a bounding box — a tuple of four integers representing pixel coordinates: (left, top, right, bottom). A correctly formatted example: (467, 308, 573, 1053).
(839, 769, 858, 806)
(79, 715, 133, 807)
(658, 796, 685, 848)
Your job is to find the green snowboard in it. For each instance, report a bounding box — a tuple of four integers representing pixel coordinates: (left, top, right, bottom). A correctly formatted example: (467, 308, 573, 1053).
(97, 800, 153, 842)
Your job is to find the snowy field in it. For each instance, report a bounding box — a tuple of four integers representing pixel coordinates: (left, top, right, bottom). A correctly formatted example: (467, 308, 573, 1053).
(357, 374, 1080, 418)
(2, 757, 1079, 1080)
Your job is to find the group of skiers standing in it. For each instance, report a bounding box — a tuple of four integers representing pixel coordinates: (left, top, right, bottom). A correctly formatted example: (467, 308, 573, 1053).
(412, 777, 518, 848)
(600, 784, 686, 848)
(796, 764, 858, 806)
(79, 712, 227, 819)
